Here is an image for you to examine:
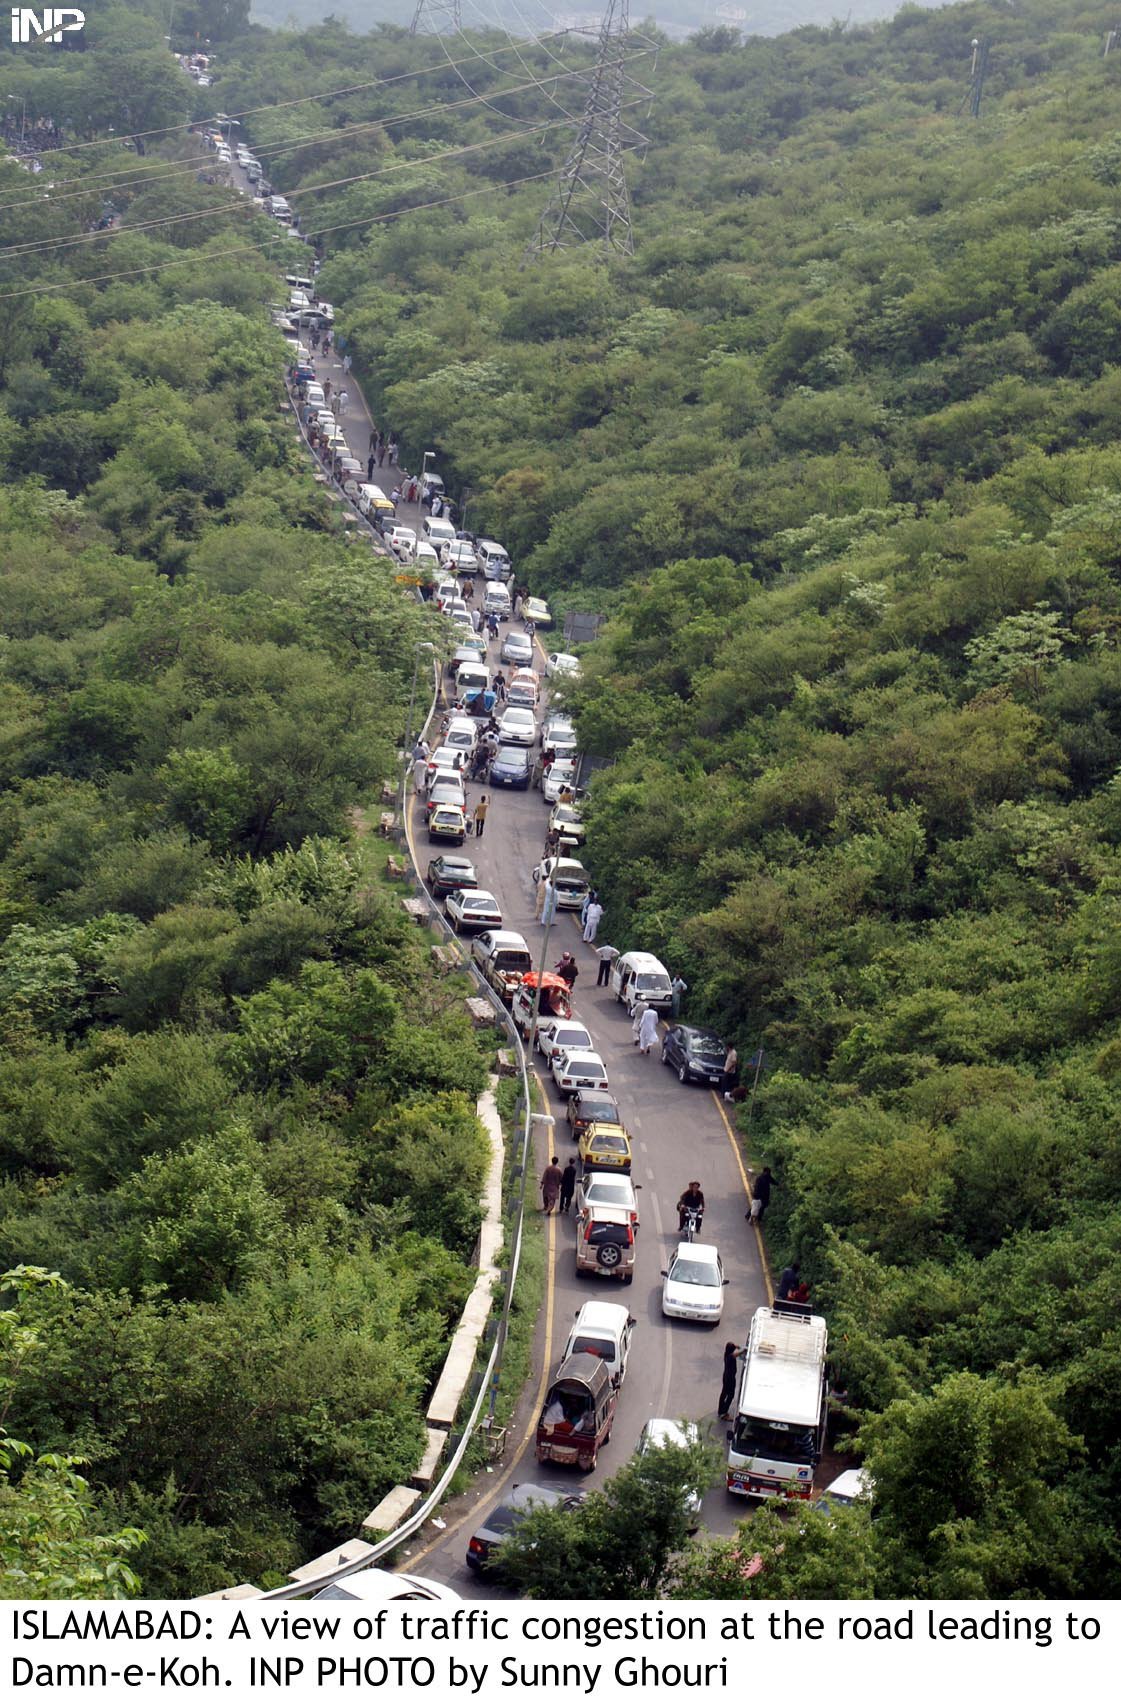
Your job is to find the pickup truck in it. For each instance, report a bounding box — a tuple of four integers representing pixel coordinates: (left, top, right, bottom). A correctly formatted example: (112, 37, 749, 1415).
(471, 930, 533, 1003)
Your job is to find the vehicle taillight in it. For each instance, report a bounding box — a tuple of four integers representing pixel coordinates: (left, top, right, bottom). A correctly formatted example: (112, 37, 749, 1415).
(467, 1537, 485, 1556)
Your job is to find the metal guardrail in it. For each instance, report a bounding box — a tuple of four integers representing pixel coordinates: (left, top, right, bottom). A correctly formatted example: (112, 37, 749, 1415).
(265, 664, 538, 1600)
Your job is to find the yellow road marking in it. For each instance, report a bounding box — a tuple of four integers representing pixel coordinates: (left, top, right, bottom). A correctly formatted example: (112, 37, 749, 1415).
(711, 1091, 774, 1306)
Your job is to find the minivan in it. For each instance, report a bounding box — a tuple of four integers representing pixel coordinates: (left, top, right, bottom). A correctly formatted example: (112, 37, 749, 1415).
(483, 582, 512, 620)
(609, 950, 674, 1014)
(562, 1301, 635, 1388)
(476, 540, 511, 580)
(423, 516, 456, 553)
(358, 484, 394, 521)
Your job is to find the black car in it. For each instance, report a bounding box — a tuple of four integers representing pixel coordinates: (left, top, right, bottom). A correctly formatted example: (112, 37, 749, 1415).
(426, 854, 478, 898)
(489, 743, 532, 789)
(566, 1088, 623, 1139)
(661, 1023, 727, 1086)
(466, 1482, 582, 1574)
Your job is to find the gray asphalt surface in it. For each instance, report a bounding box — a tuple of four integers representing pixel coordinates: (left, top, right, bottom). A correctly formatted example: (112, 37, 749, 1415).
(233, 156, 775, 1585)
(398, 642, 772, 1593)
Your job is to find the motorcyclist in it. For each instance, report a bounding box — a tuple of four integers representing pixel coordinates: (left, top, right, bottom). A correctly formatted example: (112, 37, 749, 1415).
(677, 1181, 705, 1234)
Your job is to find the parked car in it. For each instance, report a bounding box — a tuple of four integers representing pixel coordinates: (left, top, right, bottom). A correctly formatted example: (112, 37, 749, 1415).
(446, 889, 502, 933)
(577, 1125, 632, 1174)
(388, 525, 417, 558)
(501, 631, 534, 667)
(575, 1206, 634, 1284)
(476, 539, 512, 580)
(465, 1483, 580, 1574)
(634, 1419, 704, 1529)
(523, 595, 553, 628)
(427, 803, 466, 844)
(483, 581, 512, 621)
(542, 761, 581, 805)
(426, 777, 466, 818)
(551, 1048, 609, 1095)
(661, 1023, 728, 1087)
(471, 930, 533, 1000)
(562, 1301, 635, 1388)
(541, 721, 579, 761)
(550, 801, 585, 847)
(535, 1017, 594, 1064)
(489, 744, 532, 789)
(424, 516, 457, 554)
(574, 1170, 640, 1228)
(566, 1088, 623, 1139)
(546, 652, 581, 679)
(426, 854, 477, 898)
(531, 856, 590, 908)
(661, 1243, 728, 1324)
(427, 746, 467, 780)
(609, 949, 674, 1014)
(442, 717, 478, 756)
(817, 1468, 874, 1512)
(498, 706, 536, 746)
(442, 539, 478, 574)
(507, 667, 540, 710)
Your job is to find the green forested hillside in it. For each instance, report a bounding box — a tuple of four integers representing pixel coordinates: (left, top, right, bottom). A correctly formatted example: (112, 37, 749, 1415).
(5, 0, 1121, 1597)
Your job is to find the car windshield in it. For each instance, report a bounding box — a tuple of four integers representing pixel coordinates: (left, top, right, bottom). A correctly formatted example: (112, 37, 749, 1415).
(689, 1034, 726, 1059)
(637, 974, 671, 992)
(670, 1256, 720, 1288)
(732, 1416, 818, 1464)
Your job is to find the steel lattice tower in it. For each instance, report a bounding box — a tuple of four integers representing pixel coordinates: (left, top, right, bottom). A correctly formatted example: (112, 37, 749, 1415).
(410, 0, 461, 33)
(525, 0, 645, 260)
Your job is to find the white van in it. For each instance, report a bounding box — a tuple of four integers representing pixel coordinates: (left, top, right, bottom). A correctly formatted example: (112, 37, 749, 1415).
(270, 196, 293, 224)
(285, 273, 314, 293)
(476, 539, 511, 580)
(483, 581, 512, 620)
(358, 484, 395, 522)
(609, 950, 673, 1014)
(304, 383, 325, 409)
(423, 515, 457, 553)
(562, 1301, 635, 1389)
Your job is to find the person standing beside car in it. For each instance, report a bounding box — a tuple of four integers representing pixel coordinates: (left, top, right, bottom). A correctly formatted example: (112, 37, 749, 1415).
(596, 942, 619, 987)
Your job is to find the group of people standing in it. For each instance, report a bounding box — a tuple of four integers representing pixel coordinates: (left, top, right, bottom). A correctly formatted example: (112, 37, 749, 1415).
(366, 427, 398, 478)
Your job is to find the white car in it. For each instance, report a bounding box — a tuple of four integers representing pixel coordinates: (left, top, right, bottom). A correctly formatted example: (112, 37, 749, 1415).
(535, 1017, 594, 1064)
(498, 706, 536, 747)
(500, 631, 534, 667)
(441, 596, 468, 620)
(661, 1243, 728, 1324)
(541, 717, 577, 756)
(546, 652, 581, 680)
(523, 595, 553, 628)
(435, 578, 460, 608)
(551, 1048, 609, 1095)
(550, 802, 585, 846)
(427, 746, 467, 780)
(575, 1171, 640, 1228)
(388, 526, 417, 558)
(531, 855, 589, 909)
(445, 889, 502, 933)
(442, 718, 477, 756)
(542, 761, 579, 805)
(634, 1419, 704, 1526)
(442, 540, 477, 574)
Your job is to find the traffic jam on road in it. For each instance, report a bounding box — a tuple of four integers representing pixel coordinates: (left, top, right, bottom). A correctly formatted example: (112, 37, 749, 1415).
(261, 173, 842, 1569)
(396, 501, 841, 1581)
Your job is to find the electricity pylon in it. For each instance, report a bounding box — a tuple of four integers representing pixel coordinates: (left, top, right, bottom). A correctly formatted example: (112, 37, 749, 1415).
(410, 0, 461, 33)
(525, 0, 649, 260)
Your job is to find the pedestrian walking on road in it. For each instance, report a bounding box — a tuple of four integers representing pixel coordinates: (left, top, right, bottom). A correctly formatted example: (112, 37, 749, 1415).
(412, 756, 428, 794)
(388, 436, 399, 465)
(367, 455, 376, 481)
(631, 998, 650, 1044)
(470, 607, 481, 633)
(555, 951, 578, 989)
(343, 353, 352, 375)
(370, 429, 380, 455)
(637, 1005, 659, 1055)
(323, 378, 332, 402)
(541, 881, 558, 927)
(338, 389, 349, 413)
(559, 1157, 578, 1215)
(582, 898, 603, 944)
(541, 1156, 562, 1215)
(377, 442, 386, 466)
(535, 877, 548, 920)
(722, 1044, 740, 1101)
(748, 1165, 774, 1222)
(671, 974, 688, 1019)
(513, 592, 523, 620)
(595, 943, 618, 987)
(412, 738, 430, 763)
(473, 796, 489, 839)
(718, 1342, 745, 1421)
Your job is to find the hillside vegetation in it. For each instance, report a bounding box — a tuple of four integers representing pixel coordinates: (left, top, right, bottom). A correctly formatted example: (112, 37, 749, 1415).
(4, 0, 1121, 1596)
(213, 0, 1121, 1592)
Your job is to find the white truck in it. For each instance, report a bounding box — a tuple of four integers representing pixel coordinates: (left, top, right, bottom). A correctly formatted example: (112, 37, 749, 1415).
(725, 1302, 828, 1501)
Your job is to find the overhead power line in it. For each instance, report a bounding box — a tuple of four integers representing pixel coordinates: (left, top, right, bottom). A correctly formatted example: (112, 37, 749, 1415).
(526, 0, 650, 260)
(0, 148, 640, 301)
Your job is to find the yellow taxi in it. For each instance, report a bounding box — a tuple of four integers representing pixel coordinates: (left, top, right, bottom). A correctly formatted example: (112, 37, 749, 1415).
(577, 1124, 632, 1175)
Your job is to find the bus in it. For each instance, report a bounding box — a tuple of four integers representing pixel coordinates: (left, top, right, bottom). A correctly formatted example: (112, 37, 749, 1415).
(726, 1301, 828, 1500)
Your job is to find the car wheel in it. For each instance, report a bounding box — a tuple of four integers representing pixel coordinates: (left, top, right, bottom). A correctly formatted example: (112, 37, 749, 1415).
(622, 1273, 634, 1286)
(678, 1062, 690, 1085)
(660, 1045, 670, 1066)
(597, 1243, 621, 1270)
